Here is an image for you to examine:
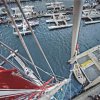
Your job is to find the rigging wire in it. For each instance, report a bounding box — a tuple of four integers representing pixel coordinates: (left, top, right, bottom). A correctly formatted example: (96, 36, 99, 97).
(56, 65, 73, 100)
(14, 0, 57, 81)
(0, 41, 65, 81)
(0, 45, 43, 84)
(0, 53, 42, 85)
(1, 0, 42, 82)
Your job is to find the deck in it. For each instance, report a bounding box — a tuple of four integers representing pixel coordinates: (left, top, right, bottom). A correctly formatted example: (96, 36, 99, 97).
(75, 45, 100, 89)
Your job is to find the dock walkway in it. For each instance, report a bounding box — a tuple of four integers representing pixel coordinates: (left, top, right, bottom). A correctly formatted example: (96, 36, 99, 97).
(73, 83, 100, 100)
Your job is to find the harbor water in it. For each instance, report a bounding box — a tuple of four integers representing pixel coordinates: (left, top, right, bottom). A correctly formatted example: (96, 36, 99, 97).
(0, 0, 100, 99)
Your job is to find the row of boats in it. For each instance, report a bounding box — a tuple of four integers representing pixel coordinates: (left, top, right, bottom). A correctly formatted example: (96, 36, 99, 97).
(45, 1, 100, 29)
(0, 0, 100, 31)
(11, 6, 39, 36)
(0, 0, 29, 4)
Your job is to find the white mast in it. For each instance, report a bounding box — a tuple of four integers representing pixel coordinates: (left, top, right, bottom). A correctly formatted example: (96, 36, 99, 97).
(39, 79, 70, 100)
(71, 0, 84, 58)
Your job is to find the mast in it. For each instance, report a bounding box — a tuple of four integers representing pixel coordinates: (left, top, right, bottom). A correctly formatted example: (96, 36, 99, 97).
(71, 0, 84, 58)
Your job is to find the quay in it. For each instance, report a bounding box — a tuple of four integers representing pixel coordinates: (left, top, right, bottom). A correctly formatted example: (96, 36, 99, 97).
(72, 83, 100, 100)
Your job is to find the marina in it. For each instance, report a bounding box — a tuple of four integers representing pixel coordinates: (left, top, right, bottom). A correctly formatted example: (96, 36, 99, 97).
(73, 83, 100, 100)
(46, 13, 72, 30)
(73, 45, 100, 89)
(12, 19, 39, 28)
(82, 8, 100, 24)
(46, 13, 70, 23)
(44, 12, 66, 17)
(11, 6, 36, 20)
(12, 19, 38, 36)
(0, 0, 29, 4)
(13, 28, 32, 36)
(0, 0, 100, 100)
(46, 1, 65, 11)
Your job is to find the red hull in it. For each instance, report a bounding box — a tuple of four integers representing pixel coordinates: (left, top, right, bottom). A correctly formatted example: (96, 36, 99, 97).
(0, 66, 51, 99)
(0, 67, 40, 89)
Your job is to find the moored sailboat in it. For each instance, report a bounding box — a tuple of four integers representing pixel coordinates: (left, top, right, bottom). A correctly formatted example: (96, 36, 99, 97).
(69, 0, 100, 89)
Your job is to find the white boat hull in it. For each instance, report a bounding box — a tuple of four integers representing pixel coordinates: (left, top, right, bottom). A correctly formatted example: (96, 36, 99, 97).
(84, 20, 100, 25)
(48, 24, 73, 30)
(47, 5, 65, 9)
(46, 2, 63, 6)
(12, 21, 39, 28)
(46, 17, 70, 23)
(73, 63, 87, 85)
(44, 12, 66, 17)
(73, 45, 100, 89)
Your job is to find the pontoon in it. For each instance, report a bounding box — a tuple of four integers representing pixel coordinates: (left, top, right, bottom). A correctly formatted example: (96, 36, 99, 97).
(69, 0, 100, 90)
(46, 1, 65, 11)
(82, 9, 100, 24)
(46, 13, 72, 30)
(46, 13, 70, 23)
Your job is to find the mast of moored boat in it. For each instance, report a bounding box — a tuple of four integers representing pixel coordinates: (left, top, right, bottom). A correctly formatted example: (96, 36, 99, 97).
(70, 0, 85, 61)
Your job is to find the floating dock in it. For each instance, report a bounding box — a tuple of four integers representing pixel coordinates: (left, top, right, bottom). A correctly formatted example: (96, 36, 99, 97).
(72, 83, 100, 100)
(44, 12, 66, 17)
(46, 1, 65, 11)
(82, 9, 100, 24)
(13, 28, 33, 36)
(12, 19, 39, 28)
(11, 6, 40, 20)
(74, 45, 100, 90)
(46, 14, 70, 23)
(46, 13, 72, 30)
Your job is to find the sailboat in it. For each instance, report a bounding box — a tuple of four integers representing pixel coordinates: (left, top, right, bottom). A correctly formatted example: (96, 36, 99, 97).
(69, 0, 100, 90)
(0, 64, 68, 99)
(0, 0, 29, 3)
(46, 1, 65, 11)
(11, 5, 36, 21)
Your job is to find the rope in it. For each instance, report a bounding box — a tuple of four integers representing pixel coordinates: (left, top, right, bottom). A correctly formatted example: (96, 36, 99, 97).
(0, 54, 46, 85)
(15, 0, 57, 81)
(55, 64, 73, 100)
(2, 0, 42, 82)
(0, 41, 75, 99)
(0, 54, 34, 81)
(0, 41, 65, 81)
